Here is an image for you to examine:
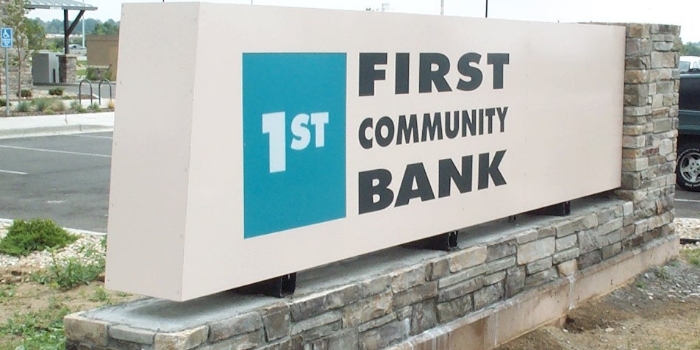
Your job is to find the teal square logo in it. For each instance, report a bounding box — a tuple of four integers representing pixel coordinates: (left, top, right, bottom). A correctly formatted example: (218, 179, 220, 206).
(243, 53, 347, 239)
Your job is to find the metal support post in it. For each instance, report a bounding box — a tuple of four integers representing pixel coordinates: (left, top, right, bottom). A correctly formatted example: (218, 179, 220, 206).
(235, 273, 296, 298)
(4, 48, 8, 117)
(404, 231, 459, 251)
(529, 201, 571, 216)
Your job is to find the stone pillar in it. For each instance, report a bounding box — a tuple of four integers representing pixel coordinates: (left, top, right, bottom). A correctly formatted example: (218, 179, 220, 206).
(616, 23, 680, 249)
(59, 54, 78, 83)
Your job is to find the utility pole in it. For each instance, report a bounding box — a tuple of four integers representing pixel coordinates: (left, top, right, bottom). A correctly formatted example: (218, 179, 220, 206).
(485, 0, 489, 18)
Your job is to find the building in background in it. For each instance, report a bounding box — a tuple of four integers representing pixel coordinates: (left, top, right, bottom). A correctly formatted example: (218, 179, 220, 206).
(86, 34, 117, 80)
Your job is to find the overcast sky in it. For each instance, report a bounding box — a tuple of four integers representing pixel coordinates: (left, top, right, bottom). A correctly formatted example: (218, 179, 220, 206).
(29, 0, 700, 42)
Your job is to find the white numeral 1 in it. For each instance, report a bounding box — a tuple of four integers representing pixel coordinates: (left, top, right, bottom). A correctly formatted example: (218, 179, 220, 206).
(262, 112, 286, 173)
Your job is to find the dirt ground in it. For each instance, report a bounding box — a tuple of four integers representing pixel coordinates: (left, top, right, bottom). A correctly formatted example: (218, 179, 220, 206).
(497, 248, 700, 350)
(0, 269, 134, 323)
(0, 266, 137, 349)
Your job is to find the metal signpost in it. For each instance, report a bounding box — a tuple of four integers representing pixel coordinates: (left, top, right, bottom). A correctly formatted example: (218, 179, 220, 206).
(1, 27, 12, 117)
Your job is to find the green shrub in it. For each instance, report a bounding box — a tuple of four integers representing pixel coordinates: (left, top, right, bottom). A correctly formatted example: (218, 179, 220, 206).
(32, 244, 105, 290)
(85, 67, 98, 80)
(85, 67, 113, 81)
(48, 87, 64, 96)
(17, 89, 32, 98)
(70, 100, 86, 113)
(52, 99, 66, 112)
(0, 99, 6, 107)
(682, 249, 700, 267)
(15, 101, 31, 113)
(33, 98, 51, 112)
(0, 285, 15, 302)
(89, 286, 110, 303)
(0, 219, 78, 257)
(88, 103, 101, 112)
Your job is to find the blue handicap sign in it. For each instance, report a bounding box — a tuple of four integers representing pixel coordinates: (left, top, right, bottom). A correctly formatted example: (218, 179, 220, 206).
(1, 28, 13, 48)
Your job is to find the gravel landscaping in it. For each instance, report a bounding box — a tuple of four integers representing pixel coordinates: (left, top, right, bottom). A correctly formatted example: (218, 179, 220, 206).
(0, 221, 105, 275)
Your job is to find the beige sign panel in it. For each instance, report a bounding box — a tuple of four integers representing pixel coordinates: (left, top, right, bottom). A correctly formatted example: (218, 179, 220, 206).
(106, 2, 624, 301)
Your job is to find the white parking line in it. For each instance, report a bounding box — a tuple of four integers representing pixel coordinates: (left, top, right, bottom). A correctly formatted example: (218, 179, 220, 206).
(675, 198, 700, 203)
(0, 169, 26, 175)
(70, 134, 113, 140)
(0, 144, 111, 158)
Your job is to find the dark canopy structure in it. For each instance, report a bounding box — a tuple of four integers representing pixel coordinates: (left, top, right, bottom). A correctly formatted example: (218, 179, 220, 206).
(25, 0, 98, 55)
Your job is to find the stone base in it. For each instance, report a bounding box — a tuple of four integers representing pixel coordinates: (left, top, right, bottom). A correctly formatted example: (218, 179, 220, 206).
(64, 197, 678, 350)
(386, 235, 678, 350)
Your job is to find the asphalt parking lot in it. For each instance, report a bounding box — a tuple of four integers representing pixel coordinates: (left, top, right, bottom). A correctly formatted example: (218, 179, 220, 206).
(0, 132, 699, 232)
(0, 132, 112, 232)
(675, 189, 700, 218)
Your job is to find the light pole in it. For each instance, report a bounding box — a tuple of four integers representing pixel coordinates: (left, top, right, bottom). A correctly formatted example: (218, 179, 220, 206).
(81, 0, 85, 47)
(440, 0, 444, 15)
(485, 0, 489, 18)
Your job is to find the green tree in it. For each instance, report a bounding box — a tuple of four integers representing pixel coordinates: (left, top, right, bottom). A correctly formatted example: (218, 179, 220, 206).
(681, 42, 700, 56)
(37, 17, 120, 37)
(2, 0, 44, 97)
(93, 20, 119, 35)
(26, 18, 46, 52)
(45, 18, 63, 34)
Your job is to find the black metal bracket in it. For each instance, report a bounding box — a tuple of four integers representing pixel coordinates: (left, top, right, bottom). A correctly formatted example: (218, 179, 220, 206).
(529, 201, 571, 216)
(681, 238, 700, 245)
(63, 9, 86, 55)
(403, 231, 459, 251)
(235, 273, 296, 298)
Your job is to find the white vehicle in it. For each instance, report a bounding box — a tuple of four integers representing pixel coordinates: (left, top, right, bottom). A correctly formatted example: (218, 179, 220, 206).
(681, 56, 700, 74)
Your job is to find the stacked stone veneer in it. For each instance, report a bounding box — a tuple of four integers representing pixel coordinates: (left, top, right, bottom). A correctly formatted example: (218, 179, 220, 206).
(64, 23, 681, 350)
(617, 23, 679, 247)
(59, 55, 78, 84)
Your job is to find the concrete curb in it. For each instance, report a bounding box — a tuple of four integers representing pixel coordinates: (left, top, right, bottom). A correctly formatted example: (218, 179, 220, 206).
(0, 124, 114, 140)
(0, 112, 115, 139)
